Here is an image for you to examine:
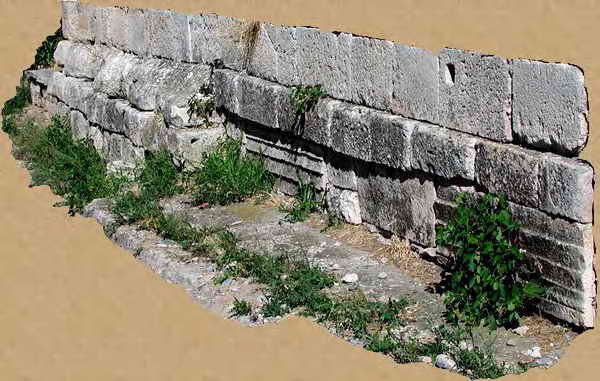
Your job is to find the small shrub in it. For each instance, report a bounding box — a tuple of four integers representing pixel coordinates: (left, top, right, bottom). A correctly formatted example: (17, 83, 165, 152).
(290, 85, 326, 115)
(14, 115, 126, 214)
(191, 138, 275, 206)
(281, 180, 322, 223)
(136, 149, 182, 200)
(230, 298, 252, 317)
(187, 84, 215, 126)
(32, 27, 64, 69)
(2, 75, 32, 125)
(436, 192, 545, 329)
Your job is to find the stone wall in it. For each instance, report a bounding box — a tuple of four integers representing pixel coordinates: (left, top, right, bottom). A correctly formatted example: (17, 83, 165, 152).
(24, 0, 595, 327)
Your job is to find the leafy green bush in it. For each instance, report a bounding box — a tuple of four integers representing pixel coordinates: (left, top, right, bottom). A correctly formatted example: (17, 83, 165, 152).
(435, 192, 545, 329)
(13, 116, 127, 214)
(191, 138, 275, 206)
(32, 27, 64, 69)
(290, 85, 326, 115)
(136, 149, 182, 200)
(1, 76, 32, 135)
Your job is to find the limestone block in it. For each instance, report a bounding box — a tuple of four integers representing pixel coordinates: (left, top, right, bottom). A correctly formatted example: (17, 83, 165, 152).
(390, 45, 439, 123)
(519, 229, 593, 272)
(411, 123, 478, 180)
(538, 299, 594, 329)
(29, 82, 43, 107)
(369, 111, 414, 170)
(339, 189, 362, 224)
(330, 102, 372, 162)
(512, 59, 588, 155)
(70, 109, 90, 140)
(123, 108, 162, 147)
(61, 0, 93, 42)
(103, 98, 130, 134)
(53, 40, 72, 67)
(63, 43, 107, 80)
(46, 71, 68, 100)
(212, 69, 240, 114)
(348, 35, 394, 111)
(475, 141, 543, 208)
(94, 52, 140, 98)
(236, 74, 280, 129)
(87, 92, 110, 126)
(438, 48, 512, 142)
(164, 127, 225, 168)
(539, 155, 594, 223)
(247, 23, 298, 85)
(62, 77, 95, 113)
(88, 125, 105, 153)
(294, 28, 352, 101)
(146, 9, 191, 62)
(298, 97, 337, 147)
(25, 69, 55, 87)
(155, 63, 213, 128)
(126, 59, 175, 111)
(126, 8, 148, 56)
(358, 169, 436, 246)
(326, 153, 358, 191)
(105, 6, 129, 51)
(189, 13, 247, 70)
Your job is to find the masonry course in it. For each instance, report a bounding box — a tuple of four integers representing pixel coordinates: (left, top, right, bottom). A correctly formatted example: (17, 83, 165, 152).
(20, 0, 596, 328)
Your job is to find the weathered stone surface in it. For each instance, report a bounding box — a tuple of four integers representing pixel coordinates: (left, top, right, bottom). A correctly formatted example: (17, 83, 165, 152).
(475, 141, 543, 208)
(358, 169, 436, 246)
(29, 82, 43, 107)
(369, 111, 414, 170)
(411, 123, 478, 180)
(390, 45, 438, 123)
(294, 28, 352, 101)
(105, 6, 130, 51)
(126, 59, 175, 111)
(123, 108, 162, 147)
(46, 71, 68, 100)
(297, 97, 337, 147)
(126, 8, 148, 56)
(61, 0, 93, 42)
(519, 229, 593, 272)
(326, 152, 358, 191)
(330, 102, 373, 162)
(62, 76, 95, 114)
(236, 74, 280, 129)
(539, 155, 593, 223)
(70, 109, 90, 140)
(348, 36, 393, 111)
(53, 40, 72, 67)
(509, 203, 592, 247)
(62, 43, 108, 80)
(249, 152, 325, 190)
(155, 63, 213, 127)
(94, 52, 140, 98)
(86, 92, 110, 126)
(248, 23, 298, 85)
(438, 48, 512, 142)
(538, 299, 595, 329)
(85, 5, 108, 44)
(25, 69, 55, 87)
(245, 131, 326, 176)
(103, 98, 130, 134)
(88, 125, 105, 152)
(339, 189, 362, 224)
(213, 69, 240, 114)
(189, 13, 247, 70)
(163, 127, 224, 168)
(512, 59, 588, 155)
(146, 9, 191, 62)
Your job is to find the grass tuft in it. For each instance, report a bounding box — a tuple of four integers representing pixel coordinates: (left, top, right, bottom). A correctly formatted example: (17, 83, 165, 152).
(281, 180, 322, 222)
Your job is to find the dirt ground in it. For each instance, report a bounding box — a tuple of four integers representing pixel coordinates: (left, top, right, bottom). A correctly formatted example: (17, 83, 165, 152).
(2, 1, 600, 381)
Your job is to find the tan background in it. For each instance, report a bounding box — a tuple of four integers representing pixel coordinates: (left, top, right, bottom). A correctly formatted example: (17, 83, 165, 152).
(1, 0, 599, 380)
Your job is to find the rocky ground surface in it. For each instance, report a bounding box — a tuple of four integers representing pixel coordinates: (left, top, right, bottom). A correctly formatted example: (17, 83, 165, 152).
(79, 193, 578, 375)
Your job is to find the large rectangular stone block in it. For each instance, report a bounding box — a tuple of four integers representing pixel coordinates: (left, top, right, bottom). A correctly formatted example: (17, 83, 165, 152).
(512, 59, 588, 155)
(25, 69, 55, 87)
(538, 299, 594, 329)
(163, 127, 224, 168)
(189, 13, 247, 70)
(475, 141, 543, 208)
(146, 9, 191, 62)
(295, 97, 337, 147)
(438, 48, 512, 142)
(123, 108, 162, 147)
(61, 0, 93, 42)
(105, 6, 130, 52)
(357, 168, 436, 246)
(62, 43, 109, 80)
(390, 45, 439, 123)
(126, 59, 175, 111)
(539, 155, 594, 223)
(46, 71, 68, 100)
(294, 28, 352, 101)
(94, 52, 140, 98)
(155, 63, 213, 128)
(519, 229, 593, 273)
(70, 109, 90, 140)
(325, 152, 358, 191)
(212, 69, 240, 114)
(236, 74, 280, 129)
(53, 40, 72, 67)
(62, 76, 95, 113)
(247, 23, 298, 85)
(29, 82, 43, 107)
(330, 102, 373, 162)
(348, 35, 393, 111)
(126, 8, 148, 56)
(87, 92, 110, 126)
(369, 111, 414, 171)
(411, 123, 478, 180)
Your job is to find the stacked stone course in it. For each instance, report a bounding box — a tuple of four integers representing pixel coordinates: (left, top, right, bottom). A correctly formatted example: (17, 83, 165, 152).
(24, 0, 595, 327)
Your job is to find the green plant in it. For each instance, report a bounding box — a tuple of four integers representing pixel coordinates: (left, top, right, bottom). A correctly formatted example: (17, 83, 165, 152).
(281, 180, 322, 223)
(230, 298, 252, 317)
(13, 115, 127, 214)
(290, 85, 326, 115)
(2, 75, 32, 135)
(187, 84, 215, 126)
(136, 149, 183, 200)
(32, 27, 64, 69)
(321, 211, 344, 233)
(436, 192, 545, 329)
(191, 138, 275, 206)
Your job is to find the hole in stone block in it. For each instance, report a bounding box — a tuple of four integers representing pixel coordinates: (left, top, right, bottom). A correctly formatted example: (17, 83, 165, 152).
(190, 138, 199, 144)
(445, 63, 456, 85)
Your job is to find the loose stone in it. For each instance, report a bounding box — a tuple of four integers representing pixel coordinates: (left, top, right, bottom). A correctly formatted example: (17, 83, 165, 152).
(435, 354, 457, 370)
(342, 273, 359, 283)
